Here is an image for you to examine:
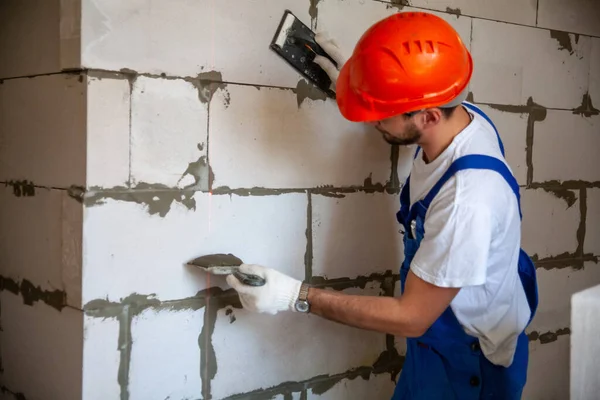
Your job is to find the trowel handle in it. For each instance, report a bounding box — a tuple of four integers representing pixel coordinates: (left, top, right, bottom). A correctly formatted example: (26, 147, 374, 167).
(233, 271, 266, 287)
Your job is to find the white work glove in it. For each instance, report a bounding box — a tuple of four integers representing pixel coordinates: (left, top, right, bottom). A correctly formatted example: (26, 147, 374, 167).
(226, 264, 302, 315)
(313, 32, 348, 89)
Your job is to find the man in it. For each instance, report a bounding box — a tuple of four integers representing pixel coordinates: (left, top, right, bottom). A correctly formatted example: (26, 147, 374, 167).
(226, 11, 538, 399)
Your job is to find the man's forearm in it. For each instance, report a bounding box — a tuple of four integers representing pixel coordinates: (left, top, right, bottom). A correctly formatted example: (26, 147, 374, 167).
(307, 287, 425, 338)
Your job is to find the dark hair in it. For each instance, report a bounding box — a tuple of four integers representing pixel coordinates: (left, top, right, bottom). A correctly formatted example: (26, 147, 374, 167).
(404, 105, 458, 119)
(440, 106, 458, 119)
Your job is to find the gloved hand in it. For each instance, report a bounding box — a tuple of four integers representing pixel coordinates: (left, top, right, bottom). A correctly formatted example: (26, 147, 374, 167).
(226, 264, 303, 315)
(313, 32, 348, 89)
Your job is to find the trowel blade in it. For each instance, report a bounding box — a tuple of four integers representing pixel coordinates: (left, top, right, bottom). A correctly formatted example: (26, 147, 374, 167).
(187, 253, 244, 276)
(187, 253, 266, 286)
(190, 265, 241, 276)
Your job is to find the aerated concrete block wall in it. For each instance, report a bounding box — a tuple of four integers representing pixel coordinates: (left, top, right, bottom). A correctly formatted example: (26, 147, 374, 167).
(0, 0, 599, 399)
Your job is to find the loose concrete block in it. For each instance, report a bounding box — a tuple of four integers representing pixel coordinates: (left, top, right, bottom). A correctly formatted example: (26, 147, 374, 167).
(129, 308, 205, 400)
(307, 373, 396, 399)
(0, 186, 82, 307)
(0, 74, 86, 187)
(530, 264, 600, 334)
(0, 292, 83, 400)
(211, 285, 386, 398)
(537, 0, 600, 37)
(474, 105, 528, 185)
(317, 0, 472, 61)
(86, 74, 130, 189)
(523, 334, 570, 400)
(471, 19, 591, 109)
(532, 111, 600, 183)
(521, 189, 580, 259)
(571, 283, 600, 400)
(82, 192, 307, 304)
(584, 189, 600, 256)
(210, 85, 390, 189)
(0, 0, 62, 78)
(590, 38, 600, 106)
(399, 0, 537, 26)
(130, 76, 209, 189)
(82, 316, 121, 400)
(81, 0, 310, 87)
(312, 192, 403, 279)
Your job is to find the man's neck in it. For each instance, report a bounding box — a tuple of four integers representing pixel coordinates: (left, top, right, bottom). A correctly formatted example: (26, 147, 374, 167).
(419, 106, 472, 164)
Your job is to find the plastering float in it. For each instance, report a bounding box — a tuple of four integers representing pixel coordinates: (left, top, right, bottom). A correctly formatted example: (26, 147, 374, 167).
(269, 9, 338, 98)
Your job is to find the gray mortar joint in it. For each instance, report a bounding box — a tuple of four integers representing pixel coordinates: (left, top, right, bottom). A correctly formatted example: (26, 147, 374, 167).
(528, 327, 571, 344)
(0, 276, 66, 311)
(82, 271, 400, 399)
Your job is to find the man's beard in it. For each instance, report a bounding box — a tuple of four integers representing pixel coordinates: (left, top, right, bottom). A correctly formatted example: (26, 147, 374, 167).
(377, 124, 422, 146)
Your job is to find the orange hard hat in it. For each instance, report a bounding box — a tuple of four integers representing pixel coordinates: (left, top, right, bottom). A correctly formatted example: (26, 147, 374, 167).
(336, 11, 473, 122)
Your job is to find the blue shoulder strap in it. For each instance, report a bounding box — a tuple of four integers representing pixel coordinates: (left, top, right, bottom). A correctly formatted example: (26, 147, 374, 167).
(463, 102, 505, 157)
(421, 154, 522, 219)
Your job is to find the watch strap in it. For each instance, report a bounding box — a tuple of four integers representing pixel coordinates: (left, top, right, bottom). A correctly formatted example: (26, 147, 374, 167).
(298, 282, 310, 301)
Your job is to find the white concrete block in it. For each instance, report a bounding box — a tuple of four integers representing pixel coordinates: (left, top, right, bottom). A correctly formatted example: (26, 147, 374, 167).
(210, 85, 391, 189)
(523, 334, 570, 400)
(0, 292, 83, 400)
(129, 308, 205, 400)
(471, 19, 591, 109)
(537, 0, 600, 37)
(401, 0, 536, 26)
(312, 192, 403, 279)
(86, 74, 130, 188)
(533, 112, 600, 183)
(571, 283, 600, 400)
(530, 264, 600, 334)
(0, 186, 82, 307)
(211, 286, 387, 398)
(130, 76, 209, 189)
(82, 316, 121, 400)
(307, 373, 396, 399)
(585, 189, 600, 255)
(521, 189, 580, 259)
(317, 1, 472, 61)
(590, 38, 600, 106)
(475, 105, 528, 185)
(273, 394, 302, 400)
(0, 74, 86, 187)
(0, 0, 62, 78)
(82, 193, 307, 303)
(81, 0, 310, 87)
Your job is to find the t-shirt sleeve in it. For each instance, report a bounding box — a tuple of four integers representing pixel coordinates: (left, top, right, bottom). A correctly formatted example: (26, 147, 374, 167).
(410, 186, 495, 288)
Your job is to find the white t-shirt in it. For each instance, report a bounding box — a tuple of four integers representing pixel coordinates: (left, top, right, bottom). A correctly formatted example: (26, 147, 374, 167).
(407, 102, 531, 367)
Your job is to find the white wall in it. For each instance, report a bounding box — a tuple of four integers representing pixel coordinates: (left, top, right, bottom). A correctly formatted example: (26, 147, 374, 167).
(1, 0, 599, 399)
(0, 3, 85, 399)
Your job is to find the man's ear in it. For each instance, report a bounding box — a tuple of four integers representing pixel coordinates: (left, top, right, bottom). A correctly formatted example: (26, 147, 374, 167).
(419, 108, 443, 128)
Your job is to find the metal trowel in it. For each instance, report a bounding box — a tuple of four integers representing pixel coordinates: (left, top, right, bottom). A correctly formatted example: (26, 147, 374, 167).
(186, 253, 266, 287)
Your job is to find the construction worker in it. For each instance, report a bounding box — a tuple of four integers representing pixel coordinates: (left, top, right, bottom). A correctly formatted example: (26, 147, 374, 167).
(227, 11, 538, 399)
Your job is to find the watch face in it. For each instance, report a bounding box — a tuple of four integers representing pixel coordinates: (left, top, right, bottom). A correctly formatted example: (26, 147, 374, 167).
(295, 300, 310, 313)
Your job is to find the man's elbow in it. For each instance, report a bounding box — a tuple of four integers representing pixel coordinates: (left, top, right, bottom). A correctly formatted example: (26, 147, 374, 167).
(390, 315, 431, 338)
(402, 323, 429, 338)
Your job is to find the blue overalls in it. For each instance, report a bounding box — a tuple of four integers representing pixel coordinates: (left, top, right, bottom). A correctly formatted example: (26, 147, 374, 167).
(391, 103, 539, 400)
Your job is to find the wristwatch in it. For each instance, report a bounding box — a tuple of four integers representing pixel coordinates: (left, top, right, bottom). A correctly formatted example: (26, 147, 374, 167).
(294, 282, 311, 313)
